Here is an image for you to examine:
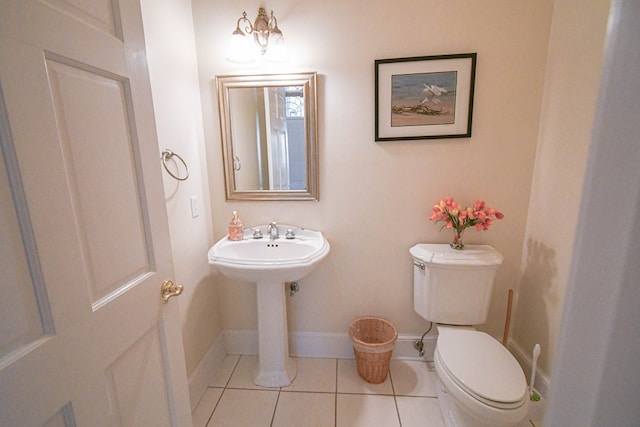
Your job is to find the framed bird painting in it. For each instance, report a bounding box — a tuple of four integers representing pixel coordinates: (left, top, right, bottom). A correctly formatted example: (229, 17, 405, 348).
(375, 53, 477, 141)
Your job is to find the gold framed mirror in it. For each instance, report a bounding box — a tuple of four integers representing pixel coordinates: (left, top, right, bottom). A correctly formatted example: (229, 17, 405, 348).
(216, 72, 318, 201)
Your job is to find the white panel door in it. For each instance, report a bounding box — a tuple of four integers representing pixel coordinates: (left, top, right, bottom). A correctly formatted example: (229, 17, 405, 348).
(0, 1, 192, 426)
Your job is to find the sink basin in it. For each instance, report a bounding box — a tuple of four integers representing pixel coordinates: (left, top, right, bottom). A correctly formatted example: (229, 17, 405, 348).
(207, 224, 330, 387)
(207, 225, 330, 283)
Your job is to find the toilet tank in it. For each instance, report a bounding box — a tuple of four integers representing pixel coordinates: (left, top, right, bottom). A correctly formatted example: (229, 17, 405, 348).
(410, 244, 504, 325)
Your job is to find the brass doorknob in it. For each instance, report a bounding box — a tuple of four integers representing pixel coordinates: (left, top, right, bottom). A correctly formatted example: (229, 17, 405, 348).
(161, 280, 184, 303)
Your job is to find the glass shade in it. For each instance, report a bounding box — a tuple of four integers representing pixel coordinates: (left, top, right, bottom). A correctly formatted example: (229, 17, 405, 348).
(262, 29, 288, 62)
(226, 29, 255, 63)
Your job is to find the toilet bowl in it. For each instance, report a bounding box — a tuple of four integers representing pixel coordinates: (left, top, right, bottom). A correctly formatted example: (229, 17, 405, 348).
(434, 326, 529, 427)
(410, 244, 530, 426)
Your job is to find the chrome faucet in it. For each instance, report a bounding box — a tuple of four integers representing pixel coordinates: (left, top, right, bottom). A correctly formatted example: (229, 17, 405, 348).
(267, 222, 279, 240)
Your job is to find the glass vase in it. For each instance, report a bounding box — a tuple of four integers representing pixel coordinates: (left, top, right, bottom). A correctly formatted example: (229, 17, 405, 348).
(450, 229, 465, 250)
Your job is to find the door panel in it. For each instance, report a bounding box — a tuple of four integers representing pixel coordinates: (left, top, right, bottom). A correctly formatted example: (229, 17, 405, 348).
(46, 56, 153, 307)
(0, 85, 53, 365)
(40, 0, 121, 38)
(265, 87, 290, 190)
(106, 325, 172, 426)
(0, 1, 191, 425)
(42, 403, 75, 427)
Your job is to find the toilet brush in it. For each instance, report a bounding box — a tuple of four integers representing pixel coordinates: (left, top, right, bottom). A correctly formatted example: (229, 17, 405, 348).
(530, 344, 541, 401)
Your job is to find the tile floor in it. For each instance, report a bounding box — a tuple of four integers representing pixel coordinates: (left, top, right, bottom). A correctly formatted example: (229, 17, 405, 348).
(192, 355, 539, 427)
(192, 355, 442, 427)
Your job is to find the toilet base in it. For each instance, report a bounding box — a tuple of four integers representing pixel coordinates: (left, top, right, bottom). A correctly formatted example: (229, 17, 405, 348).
(437, 378, 484, 427)
(437, 378, 526, 427)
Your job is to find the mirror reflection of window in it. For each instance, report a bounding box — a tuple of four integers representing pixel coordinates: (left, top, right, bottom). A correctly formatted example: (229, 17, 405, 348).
(284, 86, 306, 190)
(285, 86, 304, 117)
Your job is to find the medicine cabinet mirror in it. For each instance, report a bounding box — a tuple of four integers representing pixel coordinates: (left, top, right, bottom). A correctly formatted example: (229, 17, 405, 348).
(216, 72, 318, 201)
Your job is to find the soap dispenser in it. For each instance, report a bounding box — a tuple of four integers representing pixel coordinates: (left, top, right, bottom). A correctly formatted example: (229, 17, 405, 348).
(228, 211, 243, 241)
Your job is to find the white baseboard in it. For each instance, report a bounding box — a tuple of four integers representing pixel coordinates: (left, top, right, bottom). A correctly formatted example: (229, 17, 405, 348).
(221, 329, 436, 361)
(187, 333, 226, 411)
(508, 339, 550, 399)
(221, 329, 257, 355)
(290, 331, 354, 358)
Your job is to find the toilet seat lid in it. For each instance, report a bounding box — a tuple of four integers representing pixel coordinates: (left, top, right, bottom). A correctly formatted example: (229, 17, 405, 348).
(437, 329, 527, 407)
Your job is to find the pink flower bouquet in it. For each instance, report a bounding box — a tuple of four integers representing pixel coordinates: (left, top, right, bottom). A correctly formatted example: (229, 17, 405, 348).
(429, 196, 504, 249)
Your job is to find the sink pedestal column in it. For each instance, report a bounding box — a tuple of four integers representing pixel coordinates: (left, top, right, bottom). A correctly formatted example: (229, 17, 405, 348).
(253, 281, 297, 387)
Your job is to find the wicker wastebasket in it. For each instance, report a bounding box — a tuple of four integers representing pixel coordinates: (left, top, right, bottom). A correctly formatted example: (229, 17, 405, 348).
(349, 317, 398, 384)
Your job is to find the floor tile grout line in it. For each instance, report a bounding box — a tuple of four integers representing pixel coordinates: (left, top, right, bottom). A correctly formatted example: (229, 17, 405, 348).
(204, 355, 241, 427)
(334, 358, 338, 427)
(204, 387, 225, 427)
(219, 387, 429, 397)
(337, 391, 395, 396)
(225, 386, 281, 392)
(280, 389, 337, 395)
(223, 354, 242, 388)
(394, 393, 439, 398)
(269, 389, 281, 427)
(388, 369, 403, 427)
(334, 358, 338, 393)
(220, 387, 421, 397)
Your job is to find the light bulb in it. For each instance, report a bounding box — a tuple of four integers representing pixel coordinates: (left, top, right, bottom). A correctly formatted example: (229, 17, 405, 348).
(226, 29, 255, 63)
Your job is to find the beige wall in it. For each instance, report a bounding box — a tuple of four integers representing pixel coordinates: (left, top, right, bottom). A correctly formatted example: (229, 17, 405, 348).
(140, 0, 222, 377)
(192, 0, 553, 340)
(512, 0, 611, 378)
(139, 0, 612, 391)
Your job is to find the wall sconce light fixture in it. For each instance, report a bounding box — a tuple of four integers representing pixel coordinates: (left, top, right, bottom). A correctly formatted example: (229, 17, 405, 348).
(226, 8, 288, 63)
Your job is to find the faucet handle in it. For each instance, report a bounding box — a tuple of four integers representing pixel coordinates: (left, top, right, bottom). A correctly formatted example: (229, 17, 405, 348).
(252, 228, 263, 239)
(285, 229, 296, 239)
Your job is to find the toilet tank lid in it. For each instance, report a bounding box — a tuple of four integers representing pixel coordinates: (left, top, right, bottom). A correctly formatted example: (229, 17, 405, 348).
(410, 244, 503, 266)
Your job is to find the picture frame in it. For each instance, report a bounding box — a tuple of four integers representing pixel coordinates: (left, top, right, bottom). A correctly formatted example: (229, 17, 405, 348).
(375, 53, 477, 141)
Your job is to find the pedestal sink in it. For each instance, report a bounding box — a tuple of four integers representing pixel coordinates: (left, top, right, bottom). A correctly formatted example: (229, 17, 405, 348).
(207, 224, 330, 387)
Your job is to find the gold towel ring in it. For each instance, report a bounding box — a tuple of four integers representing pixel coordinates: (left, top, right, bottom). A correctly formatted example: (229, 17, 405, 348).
(161, 149, 189, 181)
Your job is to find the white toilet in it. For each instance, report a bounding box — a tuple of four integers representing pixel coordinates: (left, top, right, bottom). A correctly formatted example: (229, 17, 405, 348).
(410, 243, 529, 427)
